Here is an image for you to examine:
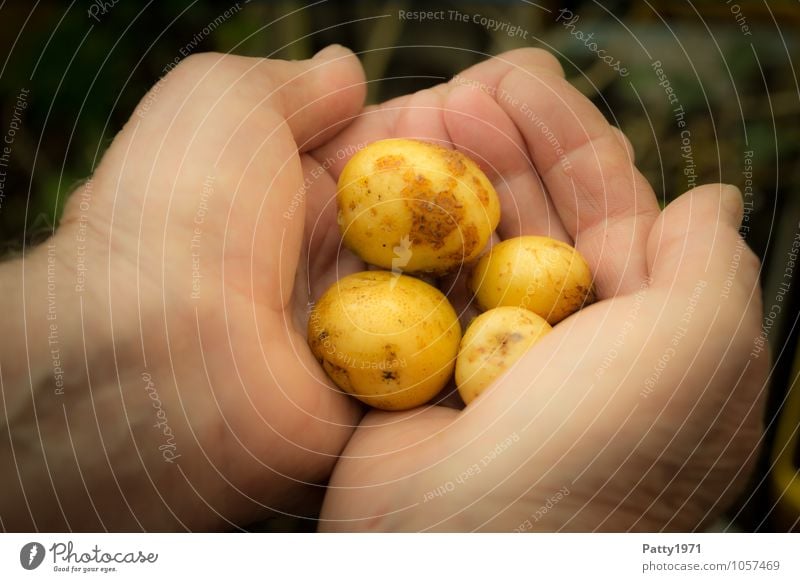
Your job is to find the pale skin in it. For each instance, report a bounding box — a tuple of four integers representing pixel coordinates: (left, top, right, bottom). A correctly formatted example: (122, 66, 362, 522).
(0, 46, 766, 531)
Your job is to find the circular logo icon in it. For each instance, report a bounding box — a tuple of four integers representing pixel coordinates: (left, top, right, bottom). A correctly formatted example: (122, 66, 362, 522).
(20, 542, 45, 570)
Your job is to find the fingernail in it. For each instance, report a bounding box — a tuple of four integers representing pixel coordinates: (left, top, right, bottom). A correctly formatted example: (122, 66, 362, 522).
(721, 185, 743, 227)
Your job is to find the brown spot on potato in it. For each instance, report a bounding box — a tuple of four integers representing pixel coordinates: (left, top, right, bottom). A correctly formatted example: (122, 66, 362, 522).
(323, 360, 352, 391)
(440, 148, 467, 177)
(461, 224, 479, 258)
(382, 370, 398, 381)
(586, 285, 597, 304)
(402, 171, 465, 251)
(441, 223, 479, 263)
(489, 331, 526, 360)
(380, 216, 395, 231)
(471, 175, 490, 206)
(375, 154, 406, 171)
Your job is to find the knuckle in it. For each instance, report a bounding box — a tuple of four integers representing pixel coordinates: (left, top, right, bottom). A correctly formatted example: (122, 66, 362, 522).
(528, 48, 565, 77)
(499, 48, 565, 78)
(612, 127, 635, 161)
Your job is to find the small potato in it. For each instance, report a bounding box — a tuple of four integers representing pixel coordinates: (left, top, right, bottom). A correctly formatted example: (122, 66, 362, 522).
(337, 138, 500, 275)
(308, 271, 461, 411)
(455, 307, 551, 405)
(469, 236, 594, 324)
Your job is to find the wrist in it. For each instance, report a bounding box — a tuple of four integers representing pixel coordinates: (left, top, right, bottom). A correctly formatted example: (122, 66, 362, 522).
(0, 233, 84, 409)
(0, 223, 124, 530)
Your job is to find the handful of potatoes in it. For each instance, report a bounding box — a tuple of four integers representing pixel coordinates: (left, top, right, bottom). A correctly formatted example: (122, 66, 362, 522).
(308, 138, 594, 410)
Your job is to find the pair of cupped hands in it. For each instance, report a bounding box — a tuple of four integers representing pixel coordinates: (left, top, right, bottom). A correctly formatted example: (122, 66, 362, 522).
(24, 46, 766, 531)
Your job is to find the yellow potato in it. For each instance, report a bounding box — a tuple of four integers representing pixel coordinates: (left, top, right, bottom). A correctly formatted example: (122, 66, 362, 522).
(337, 138, 500, 275)
(469, 236, 595, 324)
(308, 271, 461, 411)
(455, 307, 551, 405)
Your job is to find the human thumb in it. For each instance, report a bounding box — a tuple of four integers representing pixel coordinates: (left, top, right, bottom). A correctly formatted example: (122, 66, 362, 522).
(263, 44, 366, 150)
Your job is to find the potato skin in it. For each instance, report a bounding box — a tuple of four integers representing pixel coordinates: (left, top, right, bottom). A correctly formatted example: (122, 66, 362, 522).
(455, 307, 551, 405)
(308, 271, 461, 411)
(469, 236, 595, 324)
(337, 138, 500, 275)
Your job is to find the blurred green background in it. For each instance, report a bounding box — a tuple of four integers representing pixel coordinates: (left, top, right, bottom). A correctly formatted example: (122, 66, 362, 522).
(1, 0, 798, 531)
(1, 1, 797, 257)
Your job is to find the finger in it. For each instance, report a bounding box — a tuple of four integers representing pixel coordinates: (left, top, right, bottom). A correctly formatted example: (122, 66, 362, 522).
(141, 48, 365, 310)
(443, 84, 571, 242)
(131, 47, 365, 154)
(308, 89, 445, 180)
(261, 44, 367, 151)
(307, 104, 391, 180)
(496, 67, 661, 298)
(647, 184, 760, 298)
(392, 88, 451, 144)
(298, 155, 365, 304)
(442, 49, 568, 242)
(310, 48, 565, 181)
(452, 47, 565, 86)
(611, 127, 635, 162)
(253, 46, 367, 307)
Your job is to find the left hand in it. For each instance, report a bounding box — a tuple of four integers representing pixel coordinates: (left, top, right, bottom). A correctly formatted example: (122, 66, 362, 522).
(1, 46, 368, 530)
